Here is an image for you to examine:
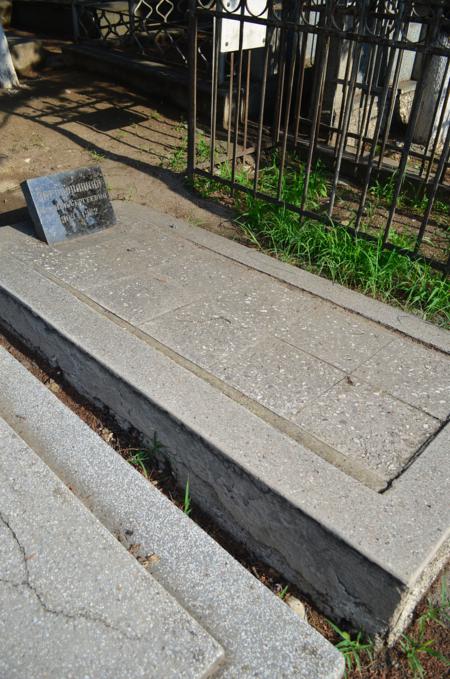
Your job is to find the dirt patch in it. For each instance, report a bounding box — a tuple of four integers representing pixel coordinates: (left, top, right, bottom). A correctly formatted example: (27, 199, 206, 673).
(0, 327, 448, 679)
(0, 58, 238, 240)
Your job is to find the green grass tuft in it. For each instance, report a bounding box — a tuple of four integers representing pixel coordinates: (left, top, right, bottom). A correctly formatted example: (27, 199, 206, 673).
(195, 158, 449, 328)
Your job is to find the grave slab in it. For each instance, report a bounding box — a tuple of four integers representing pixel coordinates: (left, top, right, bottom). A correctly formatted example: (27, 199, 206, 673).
(214, 335, 344, 418)
(353, 338, 450, 420)
(295, 378, 438, 480)
(0, 416, 224, 679)
(87, 274, 201, 325)
(273, 302, 394, 372)
(142, 276, 316, 371)
(0, 201, 448, 641)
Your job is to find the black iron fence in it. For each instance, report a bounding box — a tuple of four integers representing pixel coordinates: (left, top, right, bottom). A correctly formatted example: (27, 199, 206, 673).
(187, 0, 450, 273)
(74, 0, 197, 67)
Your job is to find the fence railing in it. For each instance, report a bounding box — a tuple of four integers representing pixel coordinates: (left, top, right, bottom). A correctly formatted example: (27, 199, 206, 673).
(74, 0, 199, 68)
(187, 0, 450, 273)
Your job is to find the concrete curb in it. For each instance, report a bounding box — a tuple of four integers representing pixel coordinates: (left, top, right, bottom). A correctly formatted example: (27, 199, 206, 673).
(0, 413, 226, 679)
(0, 346, 344, 679)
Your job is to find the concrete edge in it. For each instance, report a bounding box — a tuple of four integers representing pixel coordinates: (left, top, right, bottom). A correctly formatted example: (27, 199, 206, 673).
(119, 203, 449, 354)
(0, 413, 227, 678)
(0, 345, 345, 679)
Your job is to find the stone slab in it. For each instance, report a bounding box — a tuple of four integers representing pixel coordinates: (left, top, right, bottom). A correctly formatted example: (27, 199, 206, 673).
(0, 347, 344, 679)
(273, 301, 394, 372)
(87, 274, 201, 325)
(142, 275, 316, 371)
(353, 338, 450, 420)
(0, 415, 224, 679)
(295, 378, 438, 480)
(126, 203, 449, 355)
(21, 166, 115, 244)
(214, 335, 345, 419)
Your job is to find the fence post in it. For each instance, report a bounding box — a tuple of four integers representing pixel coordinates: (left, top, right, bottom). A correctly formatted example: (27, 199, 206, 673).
(187, 0, 197, 182)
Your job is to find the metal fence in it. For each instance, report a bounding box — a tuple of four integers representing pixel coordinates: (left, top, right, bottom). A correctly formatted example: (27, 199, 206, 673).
(74, 0, 195, 67)
(187, 0, 450, 273)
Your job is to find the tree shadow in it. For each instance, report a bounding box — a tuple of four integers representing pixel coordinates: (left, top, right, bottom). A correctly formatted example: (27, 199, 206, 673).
(0, 68, 232, 224)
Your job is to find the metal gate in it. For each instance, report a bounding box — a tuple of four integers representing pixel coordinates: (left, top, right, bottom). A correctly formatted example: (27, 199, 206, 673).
(187, 0, 450, 273)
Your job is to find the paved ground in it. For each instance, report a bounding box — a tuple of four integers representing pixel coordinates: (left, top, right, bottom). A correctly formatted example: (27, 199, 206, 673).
(0, 201, 448, 638)
(0, 412, 225, 679)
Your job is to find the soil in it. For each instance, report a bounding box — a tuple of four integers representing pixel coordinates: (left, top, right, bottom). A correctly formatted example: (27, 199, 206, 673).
(0, 326, 448, 679)
(0, 47, 238, 240)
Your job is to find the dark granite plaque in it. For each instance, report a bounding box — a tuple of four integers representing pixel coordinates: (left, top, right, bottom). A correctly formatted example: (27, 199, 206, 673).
(21, 166, 116, 244)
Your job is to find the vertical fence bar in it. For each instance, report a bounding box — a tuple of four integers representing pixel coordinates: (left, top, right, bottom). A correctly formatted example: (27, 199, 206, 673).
(187, 0, 198, 182)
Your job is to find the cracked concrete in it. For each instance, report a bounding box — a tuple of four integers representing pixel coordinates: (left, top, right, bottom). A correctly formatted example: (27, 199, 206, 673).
(0, 346, 345, 679)
(0, 416, 225, 679)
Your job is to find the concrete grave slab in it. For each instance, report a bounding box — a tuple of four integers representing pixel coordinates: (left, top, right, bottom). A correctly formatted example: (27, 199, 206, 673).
(87, 274, 201, 325)
(273, 302, 394, 372)
(353, 338, 450, 420)
(295, 378, 439, 481)
(0, 416, 224, 679)
(142, 275, 316, 371)
(0, 201, 448, 641)
(214, 335, 344, 419)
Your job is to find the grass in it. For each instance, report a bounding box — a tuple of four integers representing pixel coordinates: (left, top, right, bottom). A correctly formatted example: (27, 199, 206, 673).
(278, 585, 289, 600)
(193, 155, 449, 327)
(128, 449, 152, 478)
(183, 477, 192, 516)
(324, 578, 450, 678)
(327, 621, 374, 677)
(399, 579, 450, 677)
(88, 149, 105, 162)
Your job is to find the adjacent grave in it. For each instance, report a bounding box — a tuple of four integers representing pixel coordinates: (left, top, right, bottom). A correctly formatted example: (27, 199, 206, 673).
(21, 166, 115, 244)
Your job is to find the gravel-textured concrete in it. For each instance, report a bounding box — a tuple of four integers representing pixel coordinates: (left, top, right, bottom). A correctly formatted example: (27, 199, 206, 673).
(0, 347, 345, 679)
(0, 202, 448, 642)
(0, 414, 224, 679)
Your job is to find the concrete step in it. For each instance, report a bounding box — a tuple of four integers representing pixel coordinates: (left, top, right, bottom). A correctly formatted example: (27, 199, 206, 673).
(0, 346, 344, 678)
(0, 202, 448, 643)
(0, 410, 224, 679)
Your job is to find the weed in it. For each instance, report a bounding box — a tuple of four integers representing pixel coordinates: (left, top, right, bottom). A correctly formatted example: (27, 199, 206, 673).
(88, 149, 105, 162)
(327, 621, 373, 676)
(434, 200, 449, 216)
(168, 146, 186, 172)
(278, 585, 289, 600)
(150, 110, 162, 121)
(128, 449, 152, 478)
(399, 634, 449, 677)
(369, 173, 397, 204)
(417, 578, 450, 636)
(183, 477, 192, 516)
(167, 136, 211, 173)
(399, 580, 450, 677)
(175, 119, 188, 134)
(196, 137, 210, 164)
